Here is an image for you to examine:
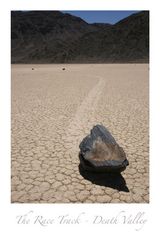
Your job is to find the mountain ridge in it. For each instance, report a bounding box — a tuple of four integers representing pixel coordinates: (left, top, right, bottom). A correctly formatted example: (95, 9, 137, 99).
(11, 11, 149, 63)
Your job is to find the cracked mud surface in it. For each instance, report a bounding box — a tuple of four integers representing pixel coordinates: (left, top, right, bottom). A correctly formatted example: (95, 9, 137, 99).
(11, 64, 149, 203)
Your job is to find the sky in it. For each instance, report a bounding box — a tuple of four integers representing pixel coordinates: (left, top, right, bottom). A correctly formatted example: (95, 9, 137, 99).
(62, 11, 140, 24)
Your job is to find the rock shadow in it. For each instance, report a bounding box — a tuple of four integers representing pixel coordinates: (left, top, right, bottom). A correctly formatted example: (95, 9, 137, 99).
(78, 164, 129, 192)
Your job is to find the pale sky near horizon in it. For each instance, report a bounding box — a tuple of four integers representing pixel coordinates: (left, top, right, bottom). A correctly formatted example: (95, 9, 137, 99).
(62, 11, 140, 24)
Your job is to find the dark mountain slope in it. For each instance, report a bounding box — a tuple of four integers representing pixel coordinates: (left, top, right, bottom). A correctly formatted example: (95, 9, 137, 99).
(11, 11, 97, 63)
(66, 11, 149, 63)
(11, 11, 149, 63)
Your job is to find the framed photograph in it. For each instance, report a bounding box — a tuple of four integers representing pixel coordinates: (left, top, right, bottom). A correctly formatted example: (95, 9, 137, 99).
(0, 0, 159, 239)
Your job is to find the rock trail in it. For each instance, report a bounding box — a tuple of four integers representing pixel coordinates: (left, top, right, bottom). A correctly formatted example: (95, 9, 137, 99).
(64, 76, 105, 154)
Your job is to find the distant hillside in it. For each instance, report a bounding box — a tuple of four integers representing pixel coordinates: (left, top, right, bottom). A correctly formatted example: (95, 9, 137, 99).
(11, 11, 149, 63)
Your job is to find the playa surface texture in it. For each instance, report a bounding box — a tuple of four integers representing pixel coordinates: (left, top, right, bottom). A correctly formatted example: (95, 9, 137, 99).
(11, 64, 149, 203)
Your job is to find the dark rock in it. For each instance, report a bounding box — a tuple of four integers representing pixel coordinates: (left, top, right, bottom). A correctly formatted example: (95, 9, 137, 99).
(79, 125, 129, 173)
(32, 68, 34, 70)
(62, 68, 65, 70)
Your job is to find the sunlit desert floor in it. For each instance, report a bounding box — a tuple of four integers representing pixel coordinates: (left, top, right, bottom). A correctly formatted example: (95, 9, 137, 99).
(11, 64, 149, 203)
